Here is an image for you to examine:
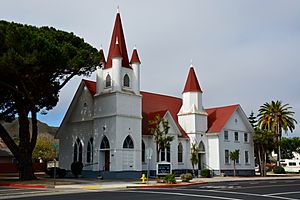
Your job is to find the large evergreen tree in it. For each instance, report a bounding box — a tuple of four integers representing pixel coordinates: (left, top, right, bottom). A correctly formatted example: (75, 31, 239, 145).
(0, 20, 101, 180)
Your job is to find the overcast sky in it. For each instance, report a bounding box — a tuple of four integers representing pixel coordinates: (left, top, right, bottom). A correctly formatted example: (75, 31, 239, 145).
(1, 0, 299, 137)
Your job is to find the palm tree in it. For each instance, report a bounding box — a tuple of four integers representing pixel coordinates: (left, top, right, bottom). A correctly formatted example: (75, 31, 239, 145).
(190, 142, 199, 177)
(148, 115, 173, 162)
(253, 129, 276, 176)
(258, 101, 297, 164)
(230, 150, 240, 176)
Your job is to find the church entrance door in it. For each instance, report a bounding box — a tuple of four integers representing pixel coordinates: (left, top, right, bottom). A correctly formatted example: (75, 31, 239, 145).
(104, 150, 110, 171)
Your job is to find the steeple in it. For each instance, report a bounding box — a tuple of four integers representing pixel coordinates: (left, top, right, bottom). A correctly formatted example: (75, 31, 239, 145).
(99, 45, 106, 65)
(130, 47, 141, 64)
(111, 37, 122, 58)
(105, 10, 130, 69)
(183, 65, 202, 93)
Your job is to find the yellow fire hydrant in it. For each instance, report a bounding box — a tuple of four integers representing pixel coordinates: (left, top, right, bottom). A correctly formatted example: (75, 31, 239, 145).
(140, 174, 147, 184)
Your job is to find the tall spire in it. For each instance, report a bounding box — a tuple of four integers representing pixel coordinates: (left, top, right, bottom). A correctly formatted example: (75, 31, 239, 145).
(105, 10, 130, 68)
(183, 65, 203, 93)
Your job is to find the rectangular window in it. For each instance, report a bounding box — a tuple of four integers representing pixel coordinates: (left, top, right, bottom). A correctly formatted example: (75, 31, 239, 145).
(224, 131, 229, 141)
(235, 132, 239, 142)
(225, 150, 229, 164)
(244, 133, 248, 143)
(245, 151, 249, 164)
(289, 162, 296, 166)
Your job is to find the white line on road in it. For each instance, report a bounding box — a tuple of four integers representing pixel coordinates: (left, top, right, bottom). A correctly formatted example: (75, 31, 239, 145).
(123, 190, 242, 200)
(171, 188, 299, 200)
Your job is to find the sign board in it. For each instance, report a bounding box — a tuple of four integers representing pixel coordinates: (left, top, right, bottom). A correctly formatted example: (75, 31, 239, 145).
(156, 162, 172, 176)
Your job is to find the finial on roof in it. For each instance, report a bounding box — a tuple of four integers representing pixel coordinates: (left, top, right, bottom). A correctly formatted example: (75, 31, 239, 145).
(133, 45, 137, 50)
(190, 59, 194, 68)
(100, 44, 103, 50)
(117, 6, 120, 13)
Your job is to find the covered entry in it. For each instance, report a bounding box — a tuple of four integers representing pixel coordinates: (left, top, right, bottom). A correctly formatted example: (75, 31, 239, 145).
(198, 141, 206, 170)
(99, 136, 110, 171)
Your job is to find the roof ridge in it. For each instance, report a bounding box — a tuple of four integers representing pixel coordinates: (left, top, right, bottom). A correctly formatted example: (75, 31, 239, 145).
(141, 91, 182, 100)
(205, 104, 239, 110)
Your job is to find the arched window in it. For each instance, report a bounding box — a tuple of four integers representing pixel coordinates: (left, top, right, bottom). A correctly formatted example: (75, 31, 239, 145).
(123, 74, 130, 87)
(178, 142, 183, 163)
(87, 137, 93, 163)
(74, 138, 83, 162)
(123, 135, 134, 149)
(100, 136, 110, 149)
(105, 74, 111, 87)
(142, 140, 145, 162)
(199, 141, 205, 153)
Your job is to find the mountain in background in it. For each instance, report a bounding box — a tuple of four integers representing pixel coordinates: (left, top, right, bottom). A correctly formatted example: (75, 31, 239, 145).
(1, 119, 58, 140)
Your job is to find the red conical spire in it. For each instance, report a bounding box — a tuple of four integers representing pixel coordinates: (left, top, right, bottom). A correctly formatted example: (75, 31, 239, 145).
(130, 47, 141, 64)
(99, 45, 106, 64)
(105, 11, 130, 69)
(183, 66, 203, 93)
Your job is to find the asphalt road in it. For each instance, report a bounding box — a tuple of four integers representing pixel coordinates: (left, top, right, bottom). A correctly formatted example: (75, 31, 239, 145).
(2, 179, 300, 200)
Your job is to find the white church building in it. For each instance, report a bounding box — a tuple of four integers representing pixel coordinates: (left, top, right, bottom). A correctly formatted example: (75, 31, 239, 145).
(56, 11, 255, 178)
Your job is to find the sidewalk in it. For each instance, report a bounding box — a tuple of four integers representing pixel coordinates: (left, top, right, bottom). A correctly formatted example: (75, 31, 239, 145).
(1, 174, 300, 190)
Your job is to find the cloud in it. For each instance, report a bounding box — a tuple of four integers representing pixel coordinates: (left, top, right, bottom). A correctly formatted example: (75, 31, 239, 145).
(1, 0, 299, 135)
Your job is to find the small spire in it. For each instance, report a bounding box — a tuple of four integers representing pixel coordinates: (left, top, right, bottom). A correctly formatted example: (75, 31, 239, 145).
(183, 65, 202, 93)
(130, 47, 141, 64)
(117, 6, 120, 13)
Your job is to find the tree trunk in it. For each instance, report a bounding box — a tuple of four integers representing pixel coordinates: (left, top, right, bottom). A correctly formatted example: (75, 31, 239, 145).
(233, 161, 236, 176)
(156, 143, 159, 162)
(18, 112, 36, 180)
(258, 149, 263, 176)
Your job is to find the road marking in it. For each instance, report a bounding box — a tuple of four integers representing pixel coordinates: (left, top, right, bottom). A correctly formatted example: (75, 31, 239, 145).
(265, 191, 300, 196)
(262, 195, 299, 200)
(172, 188, 299, 200)
(123, 190, 242, 200)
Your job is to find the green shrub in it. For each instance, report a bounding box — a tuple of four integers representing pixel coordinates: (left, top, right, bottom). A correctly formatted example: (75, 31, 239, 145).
(201, 169, 211, 178)
(273, 166, 285, 174)
(71, 161, 83, 177)
(164, 174, 176, 184)
(180, 173, 193, 182)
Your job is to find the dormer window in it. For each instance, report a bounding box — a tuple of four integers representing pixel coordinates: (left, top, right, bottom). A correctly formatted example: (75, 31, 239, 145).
(105, 74, 111, 87)
(123, 74, 130, 87)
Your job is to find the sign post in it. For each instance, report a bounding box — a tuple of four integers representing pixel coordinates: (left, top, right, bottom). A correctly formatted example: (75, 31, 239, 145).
(52, 144, 58, 186)
(145, 148, 153, 184)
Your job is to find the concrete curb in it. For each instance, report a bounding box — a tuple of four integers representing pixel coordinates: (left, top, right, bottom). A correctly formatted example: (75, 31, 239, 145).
(0, 182, 46, 189)
(127, 181, 208, 189)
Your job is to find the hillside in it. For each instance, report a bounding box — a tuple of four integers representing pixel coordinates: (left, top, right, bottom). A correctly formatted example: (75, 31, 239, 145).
(1, 119, 58, 139)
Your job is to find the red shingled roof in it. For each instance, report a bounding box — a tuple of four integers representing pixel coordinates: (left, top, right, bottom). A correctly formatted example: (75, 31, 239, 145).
(83, 79, 96, 96)
(141, 91, 188, 138)
(206, 104, 239, 133)
(105, 12, 131, 69)
(82, 80, 238, 136)
(183, 67, 202, 93)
